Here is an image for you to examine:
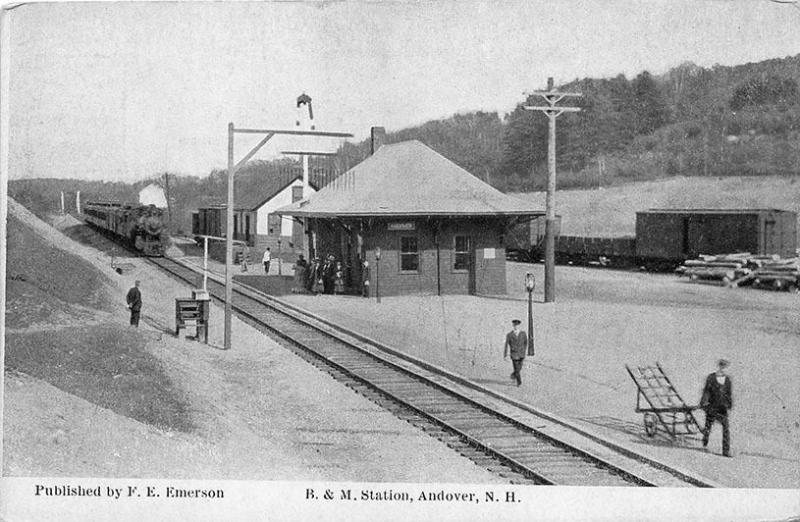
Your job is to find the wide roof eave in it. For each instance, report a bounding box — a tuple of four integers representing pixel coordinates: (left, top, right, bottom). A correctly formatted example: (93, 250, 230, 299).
(277, 209, 545, 218)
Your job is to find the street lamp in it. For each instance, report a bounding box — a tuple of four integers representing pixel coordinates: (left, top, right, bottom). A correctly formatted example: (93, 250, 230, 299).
(525, 272, 535, 356)
(375, 247, 382, 303)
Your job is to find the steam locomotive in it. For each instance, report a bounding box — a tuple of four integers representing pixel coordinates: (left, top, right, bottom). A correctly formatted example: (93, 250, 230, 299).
(83, 201, 169, 256)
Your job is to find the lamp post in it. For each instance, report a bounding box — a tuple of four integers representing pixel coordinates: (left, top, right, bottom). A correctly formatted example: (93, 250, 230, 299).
(525, 272, 535, 355)
(375, 247, 382, 304)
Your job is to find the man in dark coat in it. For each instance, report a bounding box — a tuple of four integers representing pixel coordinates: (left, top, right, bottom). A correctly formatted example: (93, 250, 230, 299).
(700, 359, 733, 457)
(126, 280, 142, 327)
(503, 319, 528, 386)
(322, 254, 336, 294)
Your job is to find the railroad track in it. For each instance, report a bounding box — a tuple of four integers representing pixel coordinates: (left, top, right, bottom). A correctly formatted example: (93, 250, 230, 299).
(147, 255, 713, 487)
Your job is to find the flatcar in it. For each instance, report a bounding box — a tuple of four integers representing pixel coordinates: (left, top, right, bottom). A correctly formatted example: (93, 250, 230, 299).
(506, 209, 798, 271)
(83, 201, 169, 256)
(506, 220, 637, 268)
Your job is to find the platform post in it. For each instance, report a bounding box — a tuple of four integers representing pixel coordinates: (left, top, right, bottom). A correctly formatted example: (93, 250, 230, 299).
(203, 236, 209, 291)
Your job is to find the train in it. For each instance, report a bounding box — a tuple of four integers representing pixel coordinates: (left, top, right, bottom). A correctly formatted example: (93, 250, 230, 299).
(506, 209, 798, 270)
(83, 201, 170, 256)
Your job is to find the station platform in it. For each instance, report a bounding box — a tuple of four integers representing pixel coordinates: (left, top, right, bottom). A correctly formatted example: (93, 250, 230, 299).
(170, 253, 800, 488)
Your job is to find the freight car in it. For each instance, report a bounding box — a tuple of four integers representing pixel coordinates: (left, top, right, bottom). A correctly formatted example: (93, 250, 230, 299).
(505, 215, 638, 267)
(83, 201, 169, 256)
(506, 209, 797, 271)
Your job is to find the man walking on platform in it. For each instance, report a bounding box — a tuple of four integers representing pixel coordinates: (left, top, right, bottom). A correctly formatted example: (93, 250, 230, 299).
(503, 319, 528, 386)
(126, 280, 142, 327)
(700, 359, 734, 457)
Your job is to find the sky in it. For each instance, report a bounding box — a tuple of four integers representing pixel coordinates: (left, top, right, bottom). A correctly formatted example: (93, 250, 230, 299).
(5, 0, 800, 182)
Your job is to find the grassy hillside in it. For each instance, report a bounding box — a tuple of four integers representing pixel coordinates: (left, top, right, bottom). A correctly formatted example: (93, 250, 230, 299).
(512, 175, 800, 238)
(5, 198, 194, 432)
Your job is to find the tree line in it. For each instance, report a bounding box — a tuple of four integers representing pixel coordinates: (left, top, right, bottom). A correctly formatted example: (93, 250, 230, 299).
(10, 54, 799, 230)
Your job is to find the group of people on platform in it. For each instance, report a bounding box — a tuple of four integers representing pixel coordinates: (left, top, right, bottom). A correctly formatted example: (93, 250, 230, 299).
(292, 253, 345, 295)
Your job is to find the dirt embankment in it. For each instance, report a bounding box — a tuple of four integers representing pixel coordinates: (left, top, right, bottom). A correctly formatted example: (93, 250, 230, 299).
(4, 198, 193, 433)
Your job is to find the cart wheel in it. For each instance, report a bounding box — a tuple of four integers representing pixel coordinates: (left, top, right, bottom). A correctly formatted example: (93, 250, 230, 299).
(643, 413, 657, 437)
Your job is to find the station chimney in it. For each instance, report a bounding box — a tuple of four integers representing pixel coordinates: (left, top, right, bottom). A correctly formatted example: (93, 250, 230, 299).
(371, 127, 386, 155)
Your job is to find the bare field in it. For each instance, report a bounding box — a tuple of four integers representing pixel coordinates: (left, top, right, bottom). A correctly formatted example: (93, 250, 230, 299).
(511, 175, 800, 237)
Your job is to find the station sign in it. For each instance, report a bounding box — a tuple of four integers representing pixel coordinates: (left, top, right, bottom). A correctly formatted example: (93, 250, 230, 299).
(387, 222, 415, 231)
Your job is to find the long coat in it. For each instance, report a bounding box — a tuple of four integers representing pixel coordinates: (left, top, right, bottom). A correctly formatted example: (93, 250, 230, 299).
(700, 373, 733, 412)
(126, 287, 142, 312)
(504, 330, 528, 360)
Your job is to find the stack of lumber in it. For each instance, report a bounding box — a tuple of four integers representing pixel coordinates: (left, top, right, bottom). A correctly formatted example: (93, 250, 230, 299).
(678, 253, 800, 290)
(751, 257, 800, 290)
(677, 253, 753, 284)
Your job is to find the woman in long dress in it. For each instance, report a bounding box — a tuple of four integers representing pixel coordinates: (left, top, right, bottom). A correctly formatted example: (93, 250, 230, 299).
(333, 262, 345, 295)
(293, 256, 307, 293)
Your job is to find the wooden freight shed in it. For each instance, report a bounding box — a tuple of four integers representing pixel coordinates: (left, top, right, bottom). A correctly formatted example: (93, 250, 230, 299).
(276, 138, 542, 296)
(636, 209, 797, 262)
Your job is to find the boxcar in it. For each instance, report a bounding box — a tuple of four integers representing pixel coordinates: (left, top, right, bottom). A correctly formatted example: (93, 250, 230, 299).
(635, 209, 797, 263)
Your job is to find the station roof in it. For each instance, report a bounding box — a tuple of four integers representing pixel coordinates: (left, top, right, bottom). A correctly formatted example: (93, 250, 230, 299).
(200, 172, 320, 211)
(639, 208, 795, 215)
(275, 140, 543, 218)
(235, 174, 302, 211)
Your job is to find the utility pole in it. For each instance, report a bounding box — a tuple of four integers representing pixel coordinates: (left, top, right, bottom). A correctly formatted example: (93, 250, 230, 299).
(524, 77, 581, 303)
(163, 172, 173, 232)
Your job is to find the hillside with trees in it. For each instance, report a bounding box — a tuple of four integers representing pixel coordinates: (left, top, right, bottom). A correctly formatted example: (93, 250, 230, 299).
(10, 54, 799, 230)
(335, 53, 800, 191)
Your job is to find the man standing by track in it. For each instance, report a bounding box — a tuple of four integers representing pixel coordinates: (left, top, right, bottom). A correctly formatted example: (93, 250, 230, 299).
(503, 319, 528, 387)
(126, 280, 142, 327)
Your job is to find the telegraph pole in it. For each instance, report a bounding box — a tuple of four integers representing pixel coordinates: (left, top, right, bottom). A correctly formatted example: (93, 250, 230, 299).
(163, 172, 173, 232)
(524, 77, 581, 303)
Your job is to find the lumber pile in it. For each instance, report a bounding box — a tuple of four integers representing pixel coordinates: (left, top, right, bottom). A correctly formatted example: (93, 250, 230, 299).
(676, 253, 753, 284)
(677, 252, 799, 291)
(751, 257, 800, 291)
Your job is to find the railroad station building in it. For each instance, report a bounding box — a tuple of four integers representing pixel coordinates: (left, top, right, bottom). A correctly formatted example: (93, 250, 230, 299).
(276, 132, 543, 296)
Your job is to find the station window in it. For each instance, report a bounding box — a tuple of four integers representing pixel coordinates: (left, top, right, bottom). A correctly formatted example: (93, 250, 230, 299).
(399, 236, 419, 272)
(453, 235, 471, 271)
(292, 186, 304, 202)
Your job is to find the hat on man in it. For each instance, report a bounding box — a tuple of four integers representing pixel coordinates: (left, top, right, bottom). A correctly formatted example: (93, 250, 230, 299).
(511, 319, 521, 325)
(718, 359, 730, 368)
